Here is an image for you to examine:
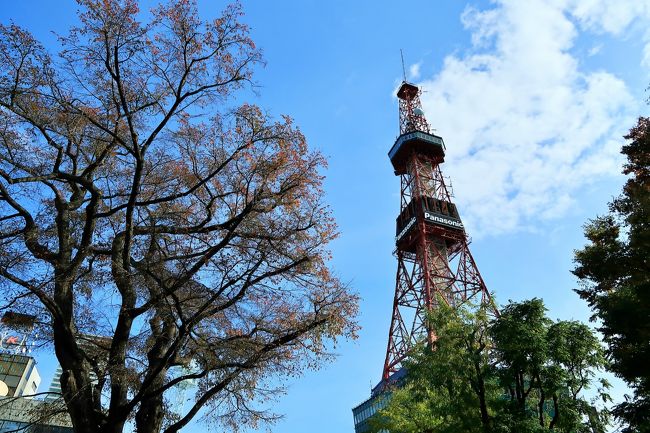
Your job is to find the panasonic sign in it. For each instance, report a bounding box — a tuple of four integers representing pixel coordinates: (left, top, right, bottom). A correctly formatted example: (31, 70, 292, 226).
(423, 212, 464, 230)
(396, 217, 416, 242)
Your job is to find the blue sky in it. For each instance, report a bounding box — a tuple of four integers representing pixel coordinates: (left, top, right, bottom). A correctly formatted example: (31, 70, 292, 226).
(2, 1, 650, 432)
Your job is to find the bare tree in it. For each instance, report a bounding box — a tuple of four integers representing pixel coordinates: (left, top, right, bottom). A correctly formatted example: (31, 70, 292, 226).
(0, 1, 358, 432)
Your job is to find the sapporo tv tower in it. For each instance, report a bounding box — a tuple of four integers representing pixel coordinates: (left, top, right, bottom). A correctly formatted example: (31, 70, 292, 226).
(352, 80, 494, 432)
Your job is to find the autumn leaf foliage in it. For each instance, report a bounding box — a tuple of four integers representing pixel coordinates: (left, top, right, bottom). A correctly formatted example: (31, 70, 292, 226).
(0, 2, 358, 433)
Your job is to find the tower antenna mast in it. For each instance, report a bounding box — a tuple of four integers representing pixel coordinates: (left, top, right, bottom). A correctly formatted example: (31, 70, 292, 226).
(400, 49, 407, 81)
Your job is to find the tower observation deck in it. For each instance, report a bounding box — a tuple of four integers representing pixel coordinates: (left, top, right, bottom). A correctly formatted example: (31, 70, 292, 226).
(352, 81, 494, 433)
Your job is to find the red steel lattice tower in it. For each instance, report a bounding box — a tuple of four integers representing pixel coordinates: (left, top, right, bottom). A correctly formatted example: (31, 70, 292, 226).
(382, 81, 493, 380)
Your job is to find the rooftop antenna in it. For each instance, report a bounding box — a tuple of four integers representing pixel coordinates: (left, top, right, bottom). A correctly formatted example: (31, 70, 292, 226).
(400, 49, 407, 82)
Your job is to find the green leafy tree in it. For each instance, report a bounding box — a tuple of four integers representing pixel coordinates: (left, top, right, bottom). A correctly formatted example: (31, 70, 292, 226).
(491, 298, 551, 426)
(370, 299, 608, 433)
(369, 301, 499, 433)
(492, 300, 609, 433)
(573, 116, 650, 432)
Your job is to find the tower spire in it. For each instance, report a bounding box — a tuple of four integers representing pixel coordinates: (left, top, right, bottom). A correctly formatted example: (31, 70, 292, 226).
(397, 81, 430, 134)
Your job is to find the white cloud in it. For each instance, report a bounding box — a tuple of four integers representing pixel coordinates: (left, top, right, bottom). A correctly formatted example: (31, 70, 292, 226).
(568, 0, 650, 35)
(417, 0, 642, 236)
(587, 43, 602, 56)
(643, 42, 650, 70)
(568, 0, 650, 69)
(409, 62, 421, 80)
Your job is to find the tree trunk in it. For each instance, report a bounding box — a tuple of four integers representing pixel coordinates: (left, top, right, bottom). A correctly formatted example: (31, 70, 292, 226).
(474, 359, 490, 430)
(135, 390, 165, 433)
(549, 393, 559, 429)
